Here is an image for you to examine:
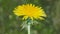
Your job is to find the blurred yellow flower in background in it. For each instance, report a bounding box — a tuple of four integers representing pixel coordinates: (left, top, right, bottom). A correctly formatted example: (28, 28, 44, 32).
(13, 4, 47, 20)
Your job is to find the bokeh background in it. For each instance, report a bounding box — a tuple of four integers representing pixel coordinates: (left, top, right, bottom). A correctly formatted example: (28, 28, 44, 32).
(0, 0, 60, 34)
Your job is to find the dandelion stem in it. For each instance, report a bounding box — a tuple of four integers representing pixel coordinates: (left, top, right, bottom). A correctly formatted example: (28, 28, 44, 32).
(28, 23, 30, 34)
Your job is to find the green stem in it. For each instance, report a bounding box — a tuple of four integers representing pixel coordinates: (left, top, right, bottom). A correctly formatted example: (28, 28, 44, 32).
(28, 23, 30, 34)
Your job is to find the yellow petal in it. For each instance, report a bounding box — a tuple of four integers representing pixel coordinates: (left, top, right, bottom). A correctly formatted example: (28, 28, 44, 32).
(22, 16, 28, 20)
(30, 17, 33, 20)
(39, 17, 45, 20)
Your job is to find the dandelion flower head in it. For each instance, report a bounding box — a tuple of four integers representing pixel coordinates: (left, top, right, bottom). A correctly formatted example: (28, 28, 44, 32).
(13, 4, 47, 20)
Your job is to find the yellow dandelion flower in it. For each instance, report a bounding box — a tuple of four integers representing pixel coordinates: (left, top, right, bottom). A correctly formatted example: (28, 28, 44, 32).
(13, 4, 47, 20)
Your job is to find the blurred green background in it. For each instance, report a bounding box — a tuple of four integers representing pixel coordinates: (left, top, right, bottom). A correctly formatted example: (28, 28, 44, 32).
(0, 0, 60, 34)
